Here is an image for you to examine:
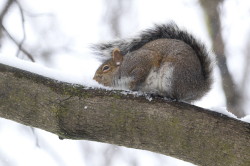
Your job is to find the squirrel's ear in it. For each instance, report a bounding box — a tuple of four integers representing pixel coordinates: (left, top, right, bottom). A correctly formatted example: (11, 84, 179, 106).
(112, 48, 123, 66)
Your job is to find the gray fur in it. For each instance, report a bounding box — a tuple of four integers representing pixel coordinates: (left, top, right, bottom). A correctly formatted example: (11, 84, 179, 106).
(92, 22, 212, 82)
(92, 22, 213, 102)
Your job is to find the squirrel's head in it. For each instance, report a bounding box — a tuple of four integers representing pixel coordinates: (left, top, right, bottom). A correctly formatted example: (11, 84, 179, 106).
(93, 48, 123, 86)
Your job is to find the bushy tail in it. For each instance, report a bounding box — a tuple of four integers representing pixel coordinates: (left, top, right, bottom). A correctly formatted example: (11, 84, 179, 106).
(93, 22, 212, 82)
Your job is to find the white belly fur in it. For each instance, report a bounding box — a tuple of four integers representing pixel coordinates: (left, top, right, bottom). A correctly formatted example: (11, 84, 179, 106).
(141, 64, 173, 96)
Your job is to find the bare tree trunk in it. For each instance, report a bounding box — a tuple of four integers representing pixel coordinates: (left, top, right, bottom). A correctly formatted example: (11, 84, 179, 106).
(240, 37, 250, 113)
(103, 0, 133, 38)
(103, 0, 122, 37)
(199, 0, 245, 118)
(0, 62, 249, 166)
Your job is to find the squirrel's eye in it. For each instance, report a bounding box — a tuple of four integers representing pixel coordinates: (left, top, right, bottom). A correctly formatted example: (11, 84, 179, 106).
(102, 65, 110, 72)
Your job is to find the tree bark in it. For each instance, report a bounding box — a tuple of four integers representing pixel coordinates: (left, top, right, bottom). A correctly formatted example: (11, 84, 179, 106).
(0, 62, 249, 166)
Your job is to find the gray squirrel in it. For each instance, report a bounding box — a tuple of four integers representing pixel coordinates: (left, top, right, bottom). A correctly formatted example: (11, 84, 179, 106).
(93, 22, 213, 102)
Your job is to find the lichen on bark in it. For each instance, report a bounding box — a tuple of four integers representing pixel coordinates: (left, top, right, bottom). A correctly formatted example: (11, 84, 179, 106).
(0, 63, 250, 166)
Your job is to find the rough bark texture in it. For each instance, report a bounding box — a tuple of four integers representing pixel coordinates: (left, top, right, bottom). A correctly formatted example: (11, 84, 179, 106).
(0, 62, 249, 166)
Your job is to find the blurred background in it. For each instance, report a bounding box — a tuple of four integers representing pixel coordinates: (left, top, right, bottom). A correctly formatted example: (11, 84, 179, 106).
(0, 0, 250, 165)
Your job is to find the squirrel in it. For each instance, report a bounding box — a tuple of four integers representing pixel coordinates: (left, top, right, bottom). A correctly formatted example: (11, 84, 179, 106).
(92, 22, 213, 102)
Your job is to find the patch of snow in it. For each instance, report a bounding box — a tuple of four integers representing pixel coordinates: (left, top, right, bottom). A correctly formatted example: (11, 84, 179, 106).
(0, 55, 101, 88)
(146, 95, 153, 102)
(241, 115, 250, 123)
(209, 107, 237, 119)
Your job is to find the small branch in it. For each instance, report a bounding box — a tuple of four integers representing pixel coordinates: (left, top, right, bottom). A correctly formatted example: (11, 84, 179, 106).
(14, 0, 26, 58)
(21, 10, 54, 18)
(0, 0, 35, 62)
(0, 0, 14, 22)
(1, 24, 35, 62)
(0, 0, 14, 42)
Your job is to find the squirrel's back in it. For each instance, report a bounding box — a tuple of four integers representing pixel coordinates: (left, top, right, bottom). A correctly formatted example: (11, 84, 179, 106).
(93, 22, 212, 82)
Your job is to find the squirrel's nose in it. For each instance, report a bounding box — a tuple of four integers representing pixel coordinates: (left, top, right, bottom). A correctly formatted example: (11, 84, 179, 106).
(93, 74, 102, 81)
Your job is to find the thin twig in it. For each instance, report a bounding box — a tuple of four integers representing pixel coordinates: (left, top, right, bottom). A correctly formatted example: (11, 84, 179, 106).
(14, 0, 26, 58)
(0, 0, 14, 22)
(0, 0, 35, 62)
(1, 24, 35, 62)
(22, 11, 54, 18)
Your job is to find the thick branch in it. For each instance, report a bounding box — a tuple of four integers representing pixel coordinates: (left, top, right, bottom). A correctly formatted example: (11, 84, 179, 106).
(0, 62, 249, 166)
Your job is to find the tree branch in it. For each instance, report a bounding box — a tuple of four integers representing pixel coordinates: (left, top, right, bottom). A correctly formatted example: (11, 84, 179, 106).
(0, 0, 35, 62)
(0, 0, 14, 45)
(0, 62, 249, 166)
(1, 24, 35, 62)
(0, 0, 14, 22)
(14, 0, 27, 58)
